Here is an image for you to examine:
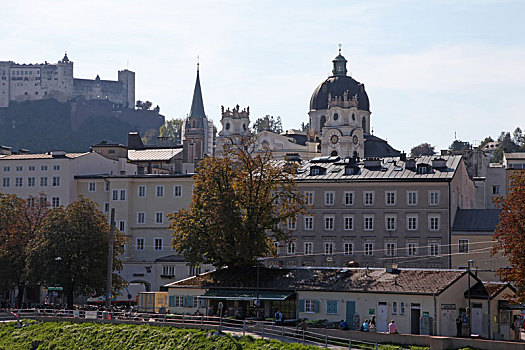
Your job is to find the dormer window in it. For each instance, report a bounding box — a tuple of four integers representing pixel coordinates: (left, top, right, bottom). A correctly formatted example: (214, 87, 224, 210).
(311, 168, 320, 176)
(310, 166, 326, 176)
(345, 166, 355, 175)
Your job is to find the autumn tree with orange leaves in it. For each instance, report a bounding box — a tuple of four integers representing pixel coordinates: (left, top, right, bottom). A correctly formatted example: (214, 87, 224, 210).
(170, 136, 306, 268)
(0, 194, 48, 306)
(493, 171, 525, 302)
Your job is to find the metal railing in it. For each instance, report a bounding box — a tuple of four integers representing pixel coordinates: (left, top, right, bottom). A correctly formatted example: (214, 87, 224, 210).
(0, 309, 405, 349)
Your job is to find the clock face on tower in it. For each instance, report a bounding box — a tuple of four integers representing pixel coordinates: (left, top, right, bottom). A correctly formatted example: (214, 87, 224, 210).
(330, 134, 339, 145)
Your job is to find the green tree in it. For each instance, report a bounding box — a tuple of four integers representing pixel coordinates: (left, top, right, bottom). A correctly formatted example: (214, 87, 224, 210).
(26, 197, 125, 308)
(410, 143, 435, 157)
(159, 119, 184, 145)
(142, 128, 159, 146)
(136, 100, 153, 110)
(493, 171, 525, 302)
(513, 127, 523, 147)
(170, 137, 306, 268)
(253, 115, 283, 134)
(0, 194, 48, 306)
(449, 140, 471, 152)
(478, 136, 494, 150)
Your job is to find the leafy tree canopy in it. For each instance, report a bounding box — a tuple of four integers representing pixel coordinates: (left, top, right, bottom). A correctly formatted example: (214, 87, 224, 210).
(136, 100, 153, 110)
(410, 143, 435, 157)
(26, 197, 125, 308)
(253, 115, 283, 134)
(159, 119, 184, 145)
(142, 128, 160, 146)
(170, 137, 306, 268)
(449, 140, 471, 152)
(493, 171, 525, 302)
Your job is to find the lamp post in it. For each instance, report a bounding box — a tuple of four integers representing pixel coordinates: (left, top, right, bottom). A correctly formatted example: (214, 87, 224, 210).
(467, 259, 474, 337)
(256, 257, 264, 319)
(53, 257, 62, 306)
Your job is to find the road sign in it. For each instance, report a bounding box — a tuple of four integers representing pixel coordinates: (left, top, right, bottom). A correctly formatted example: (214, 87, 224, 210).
(48, 287, 63, 291)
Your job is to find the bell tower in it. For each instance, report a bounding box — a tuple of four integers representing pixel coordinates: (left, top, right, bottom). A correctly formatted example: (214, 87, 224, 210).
(216, 105, 251, 156)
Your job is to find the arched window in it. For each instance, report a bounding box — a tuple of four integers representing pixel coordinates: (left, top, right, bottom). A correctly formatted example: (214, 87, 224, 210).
(320, 115, 326, 129)
(333, 113, 339, 121)
(362, 117, 366, 131)
(226, 122, 230, 130)
(243, 123, 247, 131)
(352, 113, 355, 121)
(330, 150, 338, 157)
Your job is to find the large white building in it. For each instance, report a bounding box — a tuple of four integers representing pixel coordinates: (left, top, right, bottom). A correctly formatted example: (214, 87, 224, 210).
(0, 53, 135, 108)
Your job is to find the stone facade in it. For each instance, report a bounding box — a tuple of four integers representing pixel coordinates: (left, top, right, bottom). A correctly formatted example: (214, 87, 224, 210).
(0, 54, 134, 108)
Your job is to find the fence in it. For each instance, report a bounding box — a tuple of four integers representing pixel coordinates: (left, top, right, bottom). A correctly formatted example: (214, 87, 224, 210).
(1, 308, 402, 349)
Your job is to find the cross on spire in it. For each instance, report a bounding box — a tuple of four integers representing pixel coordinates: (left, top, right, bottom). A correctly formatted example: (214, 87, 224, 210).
(338, 43, 342, 54)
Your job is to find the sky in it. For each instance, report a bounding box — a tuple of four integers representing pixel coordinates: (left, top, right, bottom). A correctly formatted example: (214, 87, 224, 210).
(1, 0, 524, 153)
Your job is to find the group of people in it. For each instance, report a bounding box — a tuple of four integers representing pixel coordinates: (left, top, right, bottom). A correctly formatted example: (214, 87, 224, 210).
(358, 317, 398, 334)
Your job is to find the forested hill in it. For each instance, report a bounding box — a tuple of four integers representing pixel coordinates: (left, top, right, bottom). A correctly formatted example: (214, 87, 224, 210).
(0, 99, 164, 153)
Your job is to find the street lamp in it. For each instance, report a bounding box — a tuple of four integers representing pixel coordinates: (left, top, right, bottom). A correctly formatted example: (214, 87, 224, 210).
(467, 259, 474, 337)
(256, 257, 265, 319)
(54, 257, 62, 306)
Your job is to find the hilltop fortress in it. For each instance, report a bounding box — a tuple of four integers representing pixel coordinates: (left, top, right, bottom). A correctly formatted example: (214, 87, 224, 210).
(0, 53, 134, 108)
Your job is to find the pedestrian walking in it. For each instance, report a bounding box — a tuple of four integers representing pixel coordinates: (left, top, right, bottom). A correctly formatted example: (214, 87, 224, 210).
(456, 316, 462, 337)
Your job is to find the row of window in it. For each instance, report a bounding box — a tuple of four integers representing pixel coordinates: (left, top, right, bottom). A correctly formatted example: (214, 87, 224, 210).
(110, 211, 168, 230)
(2, 176, 60, 188)
(299, 299, 407, 316)
(2, 165, 60, 172)
(289, 214, 440, 232)
(25, 196, 61, 208)
(305, 190, 440, 207)
(105, 185, 183, 200)
(169, 295, 205, 308)
(135, 237, 171, 251)
(283, 240, 442, 257)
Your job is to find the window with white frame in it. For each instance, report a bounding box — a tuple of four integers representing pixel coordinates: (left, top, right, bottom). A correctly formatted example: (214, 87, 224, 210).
(112, 190, 118, 201)
(118, 220, 126, 232)
(492, 185, 500, 195)
(343, 215, 354, 230)
(304, 299, 315, 313)
(324, 191, 335, 206)
(400, 302, 405, 315)
(104, 202, 109, 213)
(156, 185, 164, 197)
(154, 238, 163, 251)
(385, 215, 396, 231)
(407, 215, 418, 231)
(120, 189, 126, 201)
(429, 240, 440, 256)
(51, 197, 60, 208)
(137, 212, 145, 224)
(88, 182, 96, 192)
(344, 242, 354, 255)
(2, 177, 9, 187)
(324, 242, 334, 255)
(3, 166, 10, 172)
(407, 191, 417, 205)
(174, 296, 184, 307)
(52, 176, 60, 187)
(53, 165, 60, 171)
(41, 165, 48, 171)
(304, 242, 313, 255)
(364, 191, 374, 206)
(429, 216, 440, 230)
(138, 185, 146, 198)
(429, 191, 440, 205)
(162, 265, 175, 276)
(155, 211, 164, 224)
(16, 166, 23, 172)
(304, 216, 314, 230)
(392, 301, 398, 315)
(385, 191, 396, 205)
(344, 191, 354, 205)
(324, 215, 334, 230)
(40, 177, 47, 187)
(458, 239, 469, 253)
(105, 182, 110, 192)
(27, 198, 35, 207)
(364, 216, 374, 231)
(385, 242, 396, 256)
(15, 177, 22, 187)
(287, 218, 296, 230)
(364, 242, 374, 256)
(287, 242, 296, 255)
(27, 177, 35, 187)
(28, 166, 35, 172)
(136, 238, 145, 251)
(305, 191, 314, 205)
(407, 242, 418, 256)
(193, 296, 203, 308)
(174, 185, 182, 197)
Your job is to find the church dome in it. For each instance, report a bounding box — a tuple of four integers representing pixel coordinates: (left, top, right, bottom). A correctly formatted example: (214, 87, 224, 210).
(310, 50, 370, 111)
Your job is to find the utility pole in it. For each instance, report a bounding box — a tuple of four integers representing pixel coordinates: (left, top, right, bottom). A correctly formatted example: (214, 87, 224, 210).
(467, 259, 474, 337)
(105, 208, 115, 310)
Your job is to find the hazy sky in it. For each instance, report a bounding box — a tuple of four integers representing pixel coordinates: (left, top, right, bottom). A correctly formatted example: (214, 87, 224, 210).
(2, 0, 524, 152)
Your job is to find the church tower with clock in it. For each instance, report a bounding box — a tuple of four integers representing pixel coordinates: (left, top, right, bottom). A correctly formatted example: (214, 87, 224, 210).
(309, 48, 371, 158)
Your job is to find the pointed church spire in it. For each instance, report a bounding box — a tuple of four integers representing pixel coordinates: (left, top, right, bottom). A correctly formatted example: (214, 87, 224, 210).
(189, 60, 206, 118)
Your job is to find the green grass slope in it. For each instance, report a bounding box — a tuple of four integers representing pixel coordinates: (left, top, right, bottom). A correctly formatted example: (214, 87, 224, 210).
(0, 321, 320, 350)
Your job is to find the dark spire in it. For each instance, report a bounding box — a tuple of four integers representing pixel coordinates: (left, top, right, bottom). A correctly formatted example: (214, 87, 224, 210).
(189, 61, 206, 118)
(332, 44, 348, 77)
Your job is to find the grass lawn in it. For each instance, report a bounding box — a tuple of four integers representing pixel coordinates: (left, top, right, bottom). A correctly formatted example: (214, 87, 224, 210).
(0, 320, 321, 350)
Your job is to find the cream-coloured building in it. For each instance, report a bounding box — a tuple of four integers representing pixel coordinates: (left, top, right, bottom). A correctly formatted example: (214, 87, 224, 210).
(0, 150, 136, 206)
(165, 266, 518, 340)
(76, 174, 213, 291)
